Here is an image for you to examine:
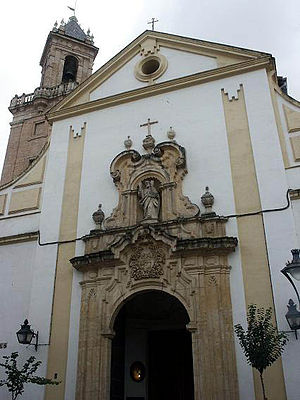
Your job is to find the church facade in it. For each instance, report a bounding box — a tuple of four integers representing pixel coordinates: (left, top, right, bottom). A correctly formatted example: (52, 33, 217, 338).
(0, 19, 300, 400)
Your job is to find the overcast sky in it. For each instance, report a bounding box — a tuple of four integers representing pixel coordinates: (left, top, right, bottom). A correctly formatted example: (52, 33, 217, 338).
(1, 0, 300, 172)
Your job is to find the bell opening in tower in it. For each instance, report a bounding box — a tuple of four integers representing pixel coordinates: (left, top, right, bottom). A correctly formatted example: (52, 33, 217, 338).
(62, 55, 78, 83)
(110, 290, 195, 400)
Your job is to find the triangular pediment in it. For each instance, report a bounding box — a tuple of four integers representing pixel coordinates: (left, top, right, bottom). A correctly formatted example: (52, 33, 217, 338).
(48, 30, 272, 120)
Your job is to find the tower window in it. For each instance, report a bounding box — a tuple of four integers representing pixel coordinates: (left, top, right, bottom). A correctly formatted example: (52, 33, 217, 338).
(62, 55, 78, 83)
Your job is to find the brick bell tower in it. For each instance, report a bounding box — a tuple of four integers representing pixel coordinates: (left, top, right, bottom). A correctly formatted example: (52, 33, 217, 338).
(1, 16, 98, 185)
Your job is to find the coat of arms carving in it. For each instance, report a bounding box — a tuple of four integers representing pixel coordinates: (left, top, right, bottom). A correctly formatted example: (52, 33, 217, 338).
(129, 242, 165, 280)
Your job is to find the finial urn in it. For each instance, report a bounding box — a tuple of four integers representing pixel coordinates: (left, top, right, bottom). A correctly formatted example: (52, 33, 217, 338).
(201, 186, 215, 214)
(167, 126, 176, 141)
(143, 135, 155, 153)
(92, 204, 105, 228)
(124, 136, 133, 150)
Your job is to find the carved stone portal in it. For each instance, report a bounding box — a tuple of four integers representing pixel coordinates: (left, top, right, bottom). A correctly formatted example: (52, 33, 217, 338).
(72, 136, 240, 400)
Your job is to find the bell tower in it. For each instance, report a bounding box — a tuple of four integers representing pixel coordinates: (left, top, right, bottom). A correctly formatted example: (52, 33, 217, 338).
(40, 16, 98, 88)
(1, 16, 98, 185)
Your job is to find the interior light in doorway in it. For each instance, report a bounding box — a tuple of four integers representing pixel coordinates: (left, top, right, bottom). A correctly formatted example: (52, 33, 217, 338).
(130, 361, 146, 382)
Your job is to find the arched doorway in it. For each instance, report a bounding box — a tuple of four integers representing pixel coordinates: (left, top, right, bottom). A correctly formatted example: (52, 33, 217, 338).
(110, 290, 194, 400)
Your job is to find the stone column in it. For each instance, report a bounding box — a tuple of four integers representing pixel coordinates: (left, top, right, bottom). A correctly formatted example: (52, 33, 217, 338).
(99, 333, 114, 400)
(160, 182, 176, 220)
(200, 261, 239, 400)
(187, 323, 203, 400)
(76, 284, 100, 400)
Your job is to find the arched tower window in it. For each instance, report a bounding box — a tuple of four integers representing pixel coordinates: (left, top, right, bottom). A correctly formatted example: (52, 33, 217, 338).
(62, 55, 78, 83)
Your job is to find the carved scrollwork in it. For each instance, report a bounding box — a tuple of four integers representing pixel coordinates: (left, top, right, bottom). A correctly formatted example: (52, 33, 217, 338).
(152, 146, 163, 157)
(104, 138, 199, 228)
(111, 170, 120, 183)
(176, 156, 185, 168)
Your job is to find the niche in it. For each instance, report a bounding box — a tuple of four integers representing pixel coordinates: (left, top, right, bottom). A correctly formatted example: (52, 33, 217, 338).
(137, 178, 161, 223)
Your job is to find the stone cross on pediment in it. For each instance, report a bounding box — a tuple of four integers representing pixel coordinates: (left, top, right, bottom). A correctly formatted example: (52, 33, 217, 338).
(147, 18, 159, 31)
(139, 118, 158, 136)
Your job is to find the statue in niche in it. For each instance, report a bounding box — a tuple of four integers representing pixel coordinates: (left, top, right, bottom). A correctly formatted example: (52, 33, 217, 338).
(138, 180, 160, 221)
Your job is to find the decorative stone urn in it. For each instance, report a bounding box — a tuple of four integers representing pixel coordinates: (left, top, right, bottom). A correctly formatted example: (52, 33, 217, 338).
(92, 204, 105, 229)
(124, 136, 133, 150)
(142, 134, 155, 153)
(167, 126, 176, 141)
(201, 186, 215, 215)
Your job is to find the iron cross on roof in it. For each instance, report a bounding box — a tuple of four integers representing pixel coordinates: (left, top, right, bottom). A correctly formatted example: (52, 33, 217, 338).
(148, 17, 158, 31)
(68, 0, 77, 16)
(140, 118, 158, 136)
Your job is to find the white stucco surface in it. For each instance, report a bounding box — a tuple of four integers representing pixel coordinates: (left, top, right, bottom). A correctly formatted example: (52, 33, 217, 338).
(277, 93, 300, 167)
(243, 70, 300, 400)
(0, 213, 40, 237)
(0, 241, 56, 400)
(70, 70, 269, 398)
(2, 38, 300, 400)
(90, 46, 217, 101)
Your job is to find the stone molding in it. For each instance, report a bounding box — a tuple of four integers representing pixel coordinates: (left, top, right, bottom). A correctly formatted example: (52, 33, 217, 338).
(71, 222, 237, 271)
(0, 194, 7, 215)
(290, 189, 300, 200)
(49, 29, 272, 116)
(8, 188, 41, 214)
(0, 231, 38, 246)
(134, 53, 168, 83)
(48, 56, 272, 122)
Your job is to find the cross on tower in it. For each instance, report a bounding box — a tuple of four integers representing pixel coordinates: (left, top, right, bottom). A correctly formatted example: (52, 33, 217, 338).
(140, 118, 158, 136)
(67, 0, 77, 16)
(148, 17, 159, 31)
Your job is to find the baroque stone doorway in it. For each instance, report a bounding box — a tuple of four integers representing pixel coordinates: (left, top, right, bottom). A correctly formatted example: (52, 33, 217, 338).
(110, 291, 194, 400)
(71, 135, 240, 400)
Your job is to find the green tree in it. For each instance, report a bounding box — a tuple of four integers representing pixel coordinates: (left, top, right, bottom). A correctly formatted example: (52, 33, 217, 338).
(0, 352, 59, 400)
(234, 304, 287, 400)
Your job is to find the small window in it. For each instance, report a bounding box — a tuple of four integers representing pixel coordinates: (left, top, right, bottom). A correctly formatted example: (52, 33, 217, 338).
(134, 54, 168, 83)
(141, 59, 160, 75)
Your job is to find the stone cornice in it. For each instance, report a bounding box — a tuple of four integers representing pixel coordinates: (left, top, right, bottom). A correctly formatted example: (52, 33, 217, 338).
(47, 56, 272, 122)
(0, 231, 39, 246)
(70, 250, 115, 270)
(175, 236, 238, 252)
(82, 214, 229, 241)
(70, 236, 237, 271)
(289, 189, 300, 200)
